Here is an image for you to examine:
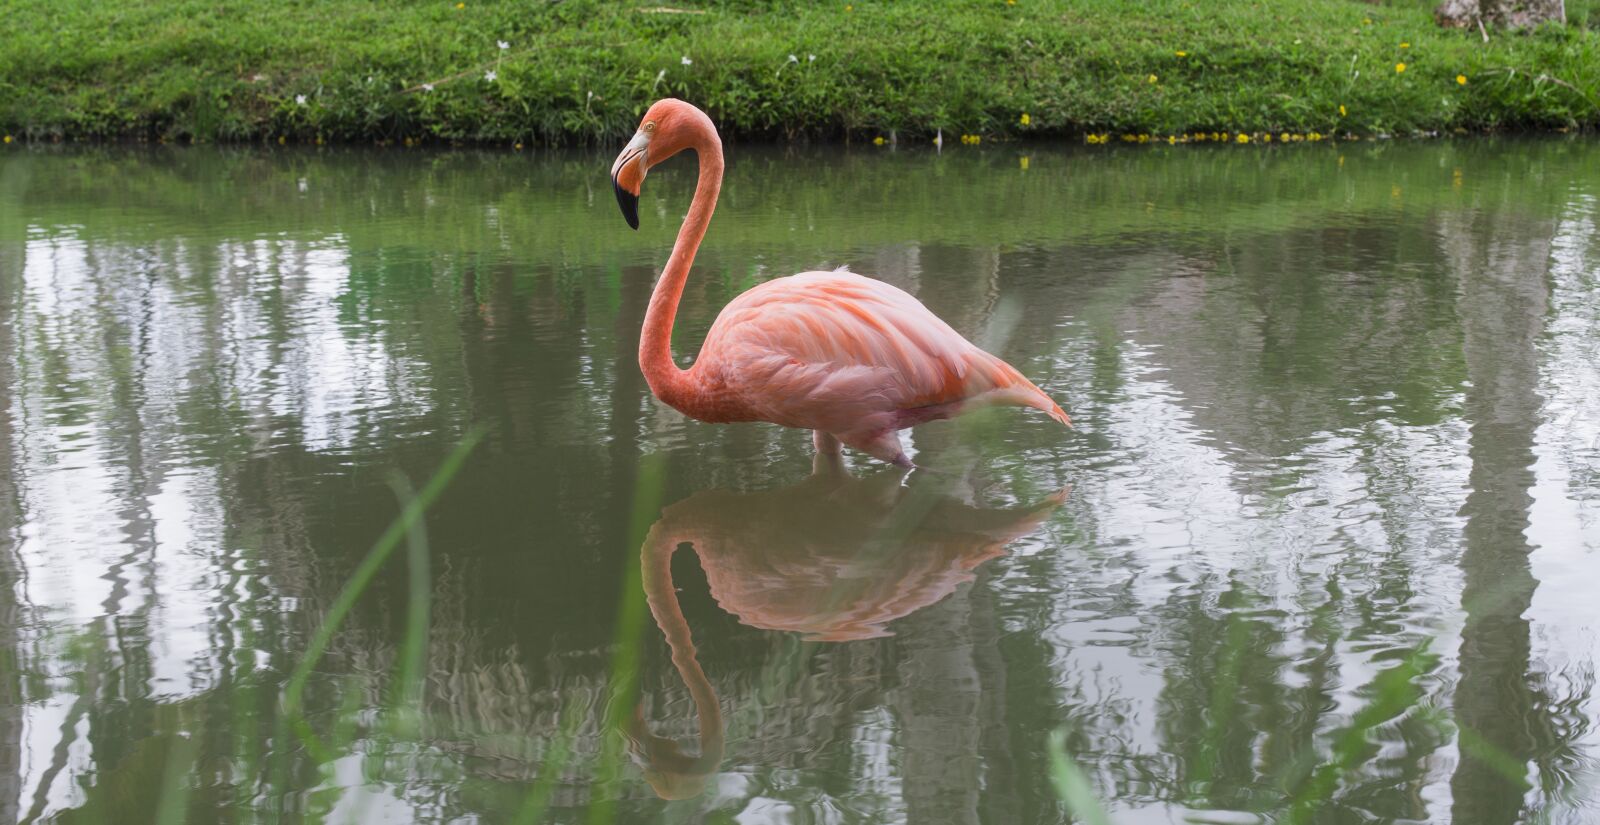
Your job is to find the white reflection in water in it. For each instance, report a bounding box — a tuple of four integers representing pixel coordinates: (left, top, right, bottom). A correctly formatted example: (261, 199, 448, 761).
(6, 227, 440, 820)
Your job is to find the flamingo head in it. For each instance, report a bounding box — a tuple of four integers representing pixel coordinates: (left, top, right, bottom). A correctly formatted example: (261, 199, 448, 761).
(610, 99, 714, 230)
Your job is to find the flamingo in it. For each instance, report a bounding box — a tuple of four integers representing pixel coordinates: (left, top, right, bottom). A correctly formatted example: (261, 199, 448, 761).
(610, 98, 1070, 467)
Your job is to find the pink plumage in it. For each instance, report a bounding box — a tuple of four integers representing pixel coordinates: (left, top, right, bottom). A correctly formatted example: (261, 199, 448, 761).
(610, 100, 1069, 466)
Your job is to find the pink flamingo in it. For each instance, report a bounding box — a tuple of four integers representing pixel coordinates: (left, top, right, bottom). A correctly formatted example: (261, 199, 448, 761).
(610, 99, 1070, 466)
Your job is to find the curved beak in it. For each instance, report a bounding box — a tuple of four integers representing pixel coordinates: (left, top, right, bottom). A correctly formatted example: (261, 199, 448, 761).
(611, 131, 650, 230)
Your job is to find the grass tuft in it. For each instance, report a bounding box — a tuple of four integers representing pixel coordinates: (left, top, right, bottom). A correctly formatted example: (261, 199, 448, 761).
(3, 0, 1598, 144)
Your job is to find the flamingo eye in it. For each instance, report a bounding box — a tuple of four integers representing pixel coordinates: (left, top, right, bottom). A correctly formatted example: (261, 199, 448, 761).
(643, 121, 657, 133)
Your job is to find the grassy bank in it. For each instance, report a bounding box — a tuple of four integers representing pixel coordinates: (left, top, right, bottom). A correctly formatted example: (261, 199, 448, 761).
(3, 0, 1599, 145)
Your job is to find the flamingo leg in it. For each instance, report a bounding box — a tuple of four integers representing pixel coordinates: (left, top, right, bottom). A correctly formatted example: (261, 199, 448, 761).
(811, 431, 848, 476)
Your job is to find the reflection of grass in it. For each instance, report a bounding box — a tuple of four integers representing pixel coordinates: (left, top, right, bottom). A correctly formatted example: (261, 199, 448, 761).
(1046, 635, 1536, 822)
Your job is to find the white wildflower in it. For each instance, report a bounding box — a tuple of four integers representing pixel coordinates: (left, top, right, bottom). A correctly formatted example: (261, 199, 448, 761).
(681, 55, 692, 65)
(808, 54, 816, 62)
(485, 70, 497, 81)
(295, 94, 307, 106)
(497, 40, 509, 50)
(788, 54, 798, 63)
(422, 83, 435, 92)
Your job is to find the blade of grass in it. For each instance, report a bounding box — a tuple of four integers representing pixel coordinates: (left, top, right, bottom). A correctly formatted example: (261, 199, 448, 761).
(152, 731, 199, 825)
(272, 427, 484, 810)
(512, 698, 586, 825)
(388, 470, 432, 735)
(587, 451, 668, 825)
(1048, 728, 1114, 825)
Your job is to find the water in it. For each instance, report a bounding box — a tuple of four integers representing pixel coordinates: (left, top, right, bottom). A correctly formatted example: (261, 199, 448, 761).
(1, 138, 1598, 824)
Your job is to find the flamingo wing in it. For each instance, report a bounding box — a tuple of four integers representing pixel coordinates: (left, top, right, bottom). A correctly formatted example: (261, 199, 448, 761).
(696, 271, 1067, 438)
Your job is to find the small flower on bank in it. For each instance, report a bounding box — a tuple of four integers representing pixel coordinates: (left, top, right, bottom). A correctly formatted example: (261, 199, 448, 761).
(295, 94, 307, 106)
(1175, 50, 1187, 57)
(1339, 104, 1347, 117)
(1362, 17, 1372, 25)
(1395, 62, 1406, 73)
(3, 135, 11, 144)
(485, 70, 497, 81)
(455, 2, 464, 8)
(1020, 156, 1029, 169)
(423, 83, 435, 92)
(1457, 74, 1468, 85)
(1148, 74, 1158, 84)
(1020, 112, 1031, 126)
(498, 40, 509, 50)
(681, 55, 692, 65)
(1400, 42, 1410, 48)
(1237, 133, 1250, 143)
(808, 54, 816, 62)
(845, 3, 853, 10)
(788, 54, 799, 63)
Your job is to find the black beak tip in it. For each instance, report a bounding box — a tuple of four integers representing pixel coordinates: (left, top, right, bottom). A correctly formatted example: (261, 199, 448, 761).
(613, 178, 640, 231)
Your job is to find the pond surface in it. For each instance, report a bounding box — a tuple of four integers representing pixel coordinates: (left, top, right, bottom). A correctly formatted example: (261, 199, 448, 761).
(2, 138, 1599, 824)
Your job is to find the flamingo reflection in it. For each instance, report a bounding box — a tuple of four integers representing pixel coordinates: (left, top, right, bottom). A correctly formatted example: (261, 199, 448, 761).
(627, 455, 1066, 799)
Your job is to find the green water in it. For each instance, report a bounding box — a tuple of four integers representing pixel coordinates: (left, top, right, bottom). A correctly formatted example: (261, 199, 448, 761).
(1, 139, 1598, 824)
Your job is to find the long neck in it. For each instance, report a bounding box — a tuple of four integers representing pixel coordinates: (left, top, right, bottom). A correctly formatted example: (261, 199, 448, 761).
(631, 523, 725, 796)
(639, 129, 724, 411)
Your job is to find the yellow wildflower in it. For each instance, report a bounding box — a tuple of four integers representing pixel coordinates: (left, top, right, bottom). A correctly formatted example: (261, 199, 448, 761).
(1339, 104, 1347, 117)
(1263, 133, 1272, 142)
(1308, 131, 1323, 141)
(873, 136, 885, 146)
(455, 2, 464, 7)
(1280, 132, 1290, 142)
(1363, 17, 1372, 24)
(1457, 74, 1468, 85)
(1020, 112, 1031, 126)
(515, 142, 524, 150)
(1236, 133, 1250, 143)
(2, 135, 10, 144)
(1148, 74, 1159, 84)
(1138, 133, 1150, 143)
(1020, 156, 1029, 169)
(278, 136, 286, 145)
(1167, 135, 1177, 145)
(1176, 50, 1187, 57)
(1400, 42, 1410, 48)
(1395, 62, 1406, 73)
(845, 3, 852, 10)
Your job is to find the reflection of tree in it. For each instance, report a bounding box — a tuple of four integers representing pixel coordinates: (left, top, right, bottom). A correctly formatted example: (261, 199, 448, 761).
(1441, 206, 1555, 825)
(1, 157, 27, 825)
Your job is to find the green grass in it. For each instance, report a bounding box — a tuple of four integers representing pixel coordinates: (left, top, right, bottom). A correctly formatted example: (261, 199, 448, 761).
(2, 0, 1598, 144)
